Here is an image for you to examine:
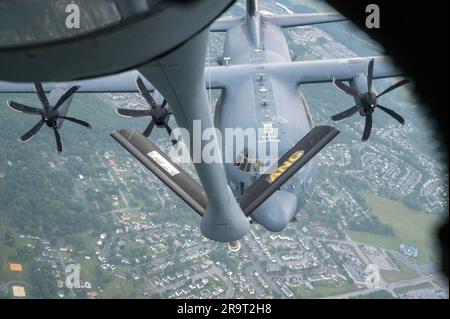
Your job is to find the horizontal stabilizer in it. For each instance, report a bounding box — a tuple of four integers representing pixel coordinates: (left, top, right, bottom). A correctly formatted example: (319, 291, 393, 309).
(210, 16, 243, 32)
(240, 125, 340, 216)
(111, 129, 207, 216)
(263, 12, 346, 28)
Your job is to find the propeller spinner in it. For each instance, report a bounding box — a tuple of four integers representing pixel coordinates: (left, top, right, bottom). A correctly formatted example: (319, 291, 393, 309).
(331, 59, 409, 141)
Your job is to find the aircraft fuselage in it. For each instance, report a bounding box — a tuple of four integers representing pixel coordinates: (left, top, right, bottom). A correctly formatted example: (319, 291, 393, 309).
(215, 12, 317, 230)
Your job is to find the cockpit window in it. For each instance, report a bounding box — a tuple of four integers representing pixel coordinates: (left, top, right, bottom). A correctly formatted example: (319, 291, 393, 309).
(234, 148, 262, 173)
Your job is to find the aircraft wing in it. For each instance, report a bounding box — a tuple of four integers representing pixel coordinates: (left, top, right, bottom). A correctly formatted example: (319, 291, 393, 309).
(269, 56, 403, 84)
(0, 70, 145, 93)
(204, 56, 403, 89)
(0, 56, 402, 93)
(262, 13, 346, 28)
(210, 16, 243, 32)
(0, 67, 229, 92)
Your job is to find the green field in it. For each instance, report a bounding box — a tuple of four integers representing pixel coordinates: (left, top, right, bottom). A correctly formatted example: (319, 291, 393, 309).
(0, 230, 34, 297)
(294, 279, 356, 298)
(394, 282, 434, 295)
(100, 275, 139, 299)
(348, 192, 442, 264)
(380, 252, 420, 282)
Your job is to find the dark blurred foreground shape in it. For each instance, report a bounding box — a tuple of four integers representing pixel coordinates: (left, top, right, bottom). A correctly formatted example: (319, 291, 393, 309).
(324, 0, 448, 277)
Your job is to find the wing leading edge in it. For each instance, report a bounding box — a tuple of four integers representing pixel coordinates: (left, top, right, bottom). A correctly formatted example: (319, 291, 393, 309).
(0, 56, 402, 92)
(203, 56, 403, 89)
(262, 12, 346, 28)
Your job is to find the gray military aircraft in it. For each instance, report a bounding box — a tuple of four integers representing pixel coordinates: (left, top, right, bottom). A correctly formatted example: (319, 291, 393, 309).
(0, 0, 408, 250)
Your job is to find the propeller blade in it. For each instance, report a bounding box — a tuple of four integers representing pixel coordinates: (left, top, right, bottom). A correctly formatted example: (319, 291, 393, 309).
(376, 79, 410, 98)
(114, 108, 152, 118)
(135, 76, 157, 108)
(331, 105, 361, 121)
(19, 119, 45, 142)
(33, 82, 50, 111)
(367, 58, 374, 93)
(59, 116, 91, 128)
(333, 78, 360, 98)
(53, 127, 63, 152)
(164, 123, 178, 146)
(376, 104, 405, 125)
(7, 100, 42, 115)
(142, 119, 155, 137)
(362, 112, 372, 141)
(54, 85, 80, 110)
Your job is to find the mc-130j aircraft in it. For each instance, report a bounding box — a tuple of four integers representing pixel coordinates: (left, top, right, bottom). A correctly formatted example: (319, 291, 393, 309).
(0, 0, 409, 250)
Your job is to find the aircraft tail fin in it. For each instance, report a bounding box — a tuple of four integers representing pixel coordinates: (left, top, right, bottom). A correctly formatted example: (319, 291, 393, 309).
(240, 125, 340, 216)
(111, 129, 207, 216)
(210, 16, 243, 32)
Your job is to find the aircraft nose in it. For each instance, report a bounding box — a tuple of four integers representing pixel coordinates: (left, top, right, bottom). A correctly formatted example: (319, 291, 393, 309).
(250, 190, 297, 232)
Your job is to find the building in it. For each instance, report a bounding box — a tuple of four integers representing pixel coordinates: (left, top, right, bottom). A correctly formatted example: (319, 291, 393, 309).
(9, 263, 23, 272)
(400, 244, 418, 258)
(343, 263, 366, 287)
(12, 286, 26, 298)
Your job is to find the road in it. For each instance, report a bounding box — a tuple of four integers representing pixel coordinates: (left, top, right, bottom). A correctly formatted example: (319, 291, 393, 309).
(96, 150, 130, 209)
(323, 274, 439, 299)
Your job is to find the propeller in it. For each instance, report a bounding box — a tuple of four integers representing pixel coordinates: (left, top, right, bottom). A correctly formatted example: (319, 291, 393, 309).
(331, 58, 409, 141)
(7, 82, 91, 152)
(115, 76, 177, 145)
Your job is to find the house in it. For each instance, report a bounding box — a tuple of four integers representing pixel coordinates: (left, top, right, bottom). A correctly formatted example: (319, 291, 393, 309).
(56, 280, 64, 289)
(87, 291, 98, 299)
(9, 263, 23, 272)
(12, 286, 26, 298)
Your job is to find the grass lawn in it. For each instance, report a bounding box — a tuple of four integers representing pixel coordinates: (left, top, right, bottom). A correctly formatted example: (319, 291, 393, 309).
(100, 276, 139, 299)
(0, 230, 34, 289)
(294, 279, 356, 298)
(79, 258, 98, 283)
(380, 252, 420, 282)
(394, 282, 434, 295)
(348, 192, 442, 264)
